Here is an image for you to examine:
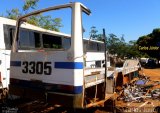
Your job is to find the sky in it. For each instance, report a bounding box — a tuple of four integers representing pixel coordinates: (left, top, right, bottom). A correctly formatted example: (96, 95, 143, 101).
(0, 0, 160, 42)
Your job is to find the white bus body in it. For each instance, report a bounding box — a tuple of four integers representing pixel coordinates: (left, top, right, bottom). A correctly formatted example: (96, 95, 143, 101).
(0, 17, 20, 98)
(10, 2, 113, 108)
(0, 17, 109, 90)
(0, 16, 68, 99)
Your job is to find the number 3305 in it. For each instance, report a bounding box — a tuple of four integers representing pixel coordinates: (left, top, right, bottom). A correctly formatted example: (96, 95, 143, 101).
(22, 61, 52, 75)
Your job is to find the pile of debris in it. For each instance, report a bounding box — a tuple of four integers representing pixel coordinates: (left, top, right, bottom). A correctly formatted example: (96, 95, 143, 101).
(117, 74, 160, 103)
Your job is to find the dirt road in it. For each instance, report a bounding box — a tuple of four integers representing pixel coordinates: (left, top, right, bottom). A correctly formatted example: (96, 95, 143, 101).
(140, 68, 160, 81)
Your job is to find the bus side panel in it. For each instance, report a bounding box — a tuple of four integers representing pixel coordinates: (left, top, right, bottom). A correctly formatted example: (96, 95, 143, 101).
(0, 23, 5, 49)
(85, 52, 104, 68)
(0, 50, 10, 94)
(10, 51, 83, 86)
(0, 21, 10, 89)
(2, 50, 10, 89)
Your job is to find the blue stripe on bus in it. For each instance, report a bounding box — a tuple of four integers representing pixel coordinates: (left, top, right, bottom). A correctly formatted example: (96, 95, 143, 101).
(55, 62, 83, 69)
(72, 86, 83, 94)
(10, 61, 21, 66)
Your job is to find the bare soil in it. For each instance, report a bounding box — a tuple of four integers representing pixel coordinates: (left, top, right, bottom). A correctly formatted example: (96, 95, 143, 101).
(140, 68, 160, 81)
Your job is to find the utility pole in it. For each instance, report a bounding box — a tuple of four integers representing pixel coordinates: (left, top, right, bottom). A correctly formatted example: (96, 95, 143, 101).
(103, 28, 107, 99)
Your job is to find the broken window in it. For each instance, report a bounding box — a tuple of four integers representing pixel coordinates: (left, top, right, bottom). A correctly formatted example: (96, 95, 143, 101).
(19, 29, 41, 49)
(83, 40, 105, 52)
(62, 37, 71, 50)
(42, 34, 62, 49)
(3, 25, 15, 49)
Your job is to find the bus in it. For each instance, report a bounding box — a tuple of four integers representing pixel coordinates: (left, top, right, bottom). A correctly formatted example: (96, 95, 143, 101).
(0, 17, 13, 100)
(0, 16, 73, 100)
(10, 2, 114, 108)
(0, 17, 41, 100)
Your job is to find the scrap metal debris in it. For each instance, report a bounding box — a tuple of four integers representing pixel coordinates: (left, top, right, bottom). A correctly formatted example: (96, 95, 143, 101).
(117, 73, 160, 103)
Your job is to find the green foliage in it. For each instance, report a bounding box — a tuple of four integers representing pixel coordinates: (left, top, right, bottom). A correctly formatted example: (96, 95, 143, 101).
(5, 0, 62, 31)
(6, 8, 21, 19)
(126, 40, 142, 58)
(23, 0, 39, 12)
(106, 34, 137, 58)
(137, 28, 160, 59)
(37, 15, 62, 31)
(88, 26, 141, 59)
(107, 35, 142, 58)
(97, 34, 103, 41)
(137, 35, 152, 45)
(27, 15, 39, 25)
(89, 26, 98, 39)
(89, 26, 104, 41)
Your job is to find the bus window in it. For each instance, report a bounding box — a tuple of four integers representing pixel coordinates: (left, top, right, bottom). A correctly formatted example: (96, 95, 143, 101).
(87, 41, 98, 52)
(3, 25, 15, 49)
(9, 28, 14, 47)
(83, 40, 104, 52)
(97, 43, 105, 51)
(62, 37, 71, 50)
(33, 32, 41, 48)
(19, 29, 40, 49)
(83, 40, 88, 52)
(42, 34, 62, 49)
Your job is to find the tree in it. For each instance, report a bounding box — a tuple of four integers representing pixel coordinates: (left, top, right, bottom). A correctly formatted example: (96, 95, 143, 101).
(97, 34, 103, 41)
(107, 34, 141, 59)
(126, 40, 142, 58)
(137, 28, 160, 59)
(137, 28, 160, 66)
(5, 0, 62, 31)
(89, 26, 104, 41)
(6, 8, 21, 20)
(23, 0, 39, 12)
(89, 26, 98, 39)
(88, 26, 141, 59)
(107, 34, 124, 56)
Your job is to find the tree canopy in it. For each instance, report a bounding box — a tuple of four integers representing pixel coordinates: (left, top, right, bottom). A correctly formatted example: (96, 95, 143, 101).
(89, 26, 141, 59)
(89, 26, 98, 40)
(107, 34, 141, 58)
(137, 28, 160, 59)
(5, 0, 62, 31)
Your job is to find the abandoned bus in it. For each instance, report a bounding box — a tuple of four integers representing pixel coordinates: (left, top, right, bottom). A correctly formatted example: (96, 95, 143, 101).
(0, 17, 45, 99)
(10, 2, 114, 108)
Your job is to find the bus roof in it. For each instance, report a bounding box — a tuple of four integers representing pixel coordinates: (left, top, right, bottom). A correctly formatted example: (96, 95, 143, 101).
(83, 38, 104, 43)
(0, 17, 104, 44)
(0, 17, 70, 38)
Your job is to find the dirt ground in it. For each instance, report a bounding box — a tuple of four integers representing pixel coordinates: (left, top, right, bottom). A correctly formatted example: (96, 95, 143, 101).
(92, 68, 160, 113)
(140, 68, 160, 81)
(115, 68, 160, 113)
(2, 68, 159, 113)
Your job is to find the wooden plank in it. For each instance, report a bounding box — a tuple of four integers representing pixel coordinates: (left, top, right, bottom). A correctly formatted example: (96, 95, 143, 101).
(85, 94, 114, 108)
